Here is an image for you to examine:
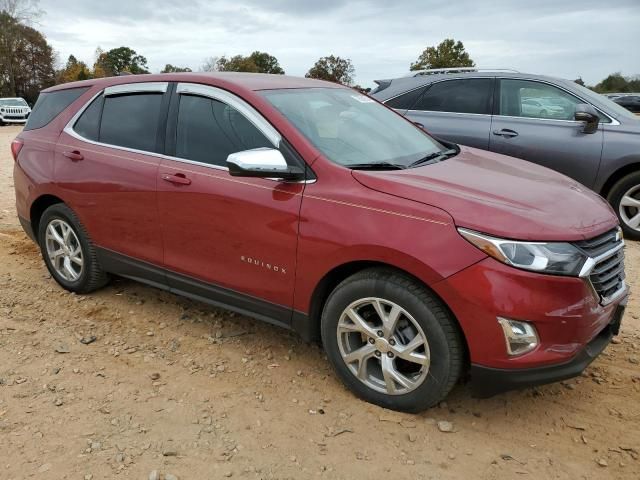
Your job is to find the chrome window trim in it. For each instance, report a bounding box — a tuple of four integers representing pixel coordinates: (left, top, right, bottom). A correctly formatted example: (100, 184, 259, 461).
(104, 82, 168, 96)
(63, 89, 310, 184)
(386, 76, 620, 125)
(176, 83, 281, 147)
(405, 110, 492, 118)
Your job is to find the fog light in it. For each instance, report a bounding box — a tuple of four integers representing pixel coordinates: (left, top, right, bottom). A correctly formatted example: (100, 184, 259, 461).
(497, 317, 539, 356)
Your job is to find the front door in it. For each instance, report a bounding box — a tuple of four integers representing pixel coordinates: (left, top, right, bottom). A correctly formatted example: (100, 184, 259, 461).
(489, 78, 605, 188)
(157, 83, 304, 325)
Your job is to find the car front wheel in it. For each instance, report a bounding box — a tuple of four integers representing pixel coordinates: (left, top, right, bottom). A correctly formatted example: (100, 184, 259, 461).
(321, 268, 464, 413)
(608, 171, 640, 241)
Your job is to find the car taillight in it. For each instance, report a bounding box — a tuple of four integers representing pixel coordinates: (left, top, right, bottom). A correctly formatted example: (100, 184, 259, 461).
(10, 139, 24, 162)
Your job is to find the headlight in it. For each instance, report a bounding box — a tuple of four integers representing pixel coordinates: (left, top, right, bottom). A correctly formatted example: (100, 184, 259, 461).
(0, 108, 5, 113)
(458, 228, 588, 276)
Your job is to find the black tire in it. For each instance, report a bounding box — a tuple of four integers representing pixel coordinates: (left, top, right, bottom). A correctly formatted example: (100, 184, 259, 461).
(38, 203, 109, 293)
(607, 171, 640, 241)
(321, 268, 465, 413)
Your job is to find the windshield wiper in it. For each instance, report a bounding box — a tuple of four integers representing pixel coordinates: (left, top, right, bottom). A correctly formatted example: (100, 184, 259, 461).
(409, 149, 458, 168)
(348, 162, 406, 170)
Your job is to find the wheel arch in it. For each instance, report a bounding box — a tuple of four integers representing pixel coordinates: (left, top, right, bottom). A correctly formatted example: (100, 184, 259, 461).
(600, 162, 640, 200)
(30, 194, 65, 241)
(296, 260, 470, 369)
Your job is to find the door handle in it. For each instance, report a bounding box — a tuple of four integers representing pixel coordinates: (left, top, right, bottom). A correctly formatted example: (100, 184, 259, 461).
(492, 129, 519, 138)
(63, 150, 84, 161)
(161, 173, 192, 186)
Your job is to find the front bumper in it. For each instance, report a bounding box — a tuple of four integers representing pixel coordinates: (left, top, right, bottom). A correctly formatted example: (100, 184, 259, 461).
(1, 117, 28, 124)
(469, 299, 625, 397)
(432, 255, 629, 392)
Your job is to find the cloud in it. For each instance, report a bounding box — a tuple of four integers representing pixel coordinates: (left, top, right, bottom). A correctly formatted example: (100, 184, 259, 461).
(38, 0, 639, 87)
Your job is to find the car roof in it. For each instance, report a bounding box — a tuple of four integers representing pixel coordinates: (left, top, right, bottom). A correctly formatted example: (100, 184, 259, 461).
(372, 71, 577, 101)
(43, 72, 343, 94)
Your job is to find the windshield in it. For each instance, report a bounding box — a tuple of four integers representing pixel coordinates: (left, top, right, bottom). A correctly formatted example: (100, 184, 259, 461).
(0, 98, 28, 107)
(261, 88, 446, 168)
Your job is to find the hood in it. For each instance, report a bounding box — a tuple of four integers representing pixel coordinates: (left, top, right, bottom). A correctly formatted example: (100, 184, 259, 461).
(353, 146, 618, 241)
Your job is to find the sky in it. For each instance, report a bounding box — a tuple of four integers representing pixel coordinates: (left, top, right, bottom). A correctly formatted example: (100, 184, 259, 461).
(37, 0, 640, 88)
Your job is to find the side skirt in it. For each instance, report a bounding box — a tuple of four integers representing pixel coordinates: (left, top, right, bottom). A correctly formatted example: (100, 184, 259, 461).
(95, 247, 308, 333)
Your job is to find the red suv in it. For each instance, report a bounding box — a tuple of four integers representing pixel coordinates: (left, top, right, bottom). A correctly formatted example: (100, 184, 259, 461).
(12, 73, 628, 412)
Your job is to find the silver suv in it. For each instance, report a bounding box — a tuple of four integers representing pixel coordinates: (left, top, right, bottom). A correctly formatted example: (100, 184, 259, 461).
(371, 69, 640, 240)
(0, 97, 31, 125)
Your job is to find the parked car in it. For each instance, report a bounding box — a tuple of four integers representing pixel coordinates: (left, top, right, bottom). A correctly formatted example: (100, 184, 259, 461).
(521, 98, 565, 118)
(0, 97, 31, 125)
(12, 73, 628, 412)
(614, 94, 640, 114)
(371, 70, 640, 240)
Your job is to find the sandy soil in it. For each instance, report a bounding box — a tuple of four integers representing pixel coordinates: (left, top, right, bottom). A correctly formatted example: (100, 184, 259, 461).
(1, 125, 639, 480)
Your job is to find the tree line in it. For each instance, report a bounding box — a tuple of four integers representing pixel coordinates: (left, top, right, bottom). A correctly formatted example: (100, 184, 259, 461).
(0, 0, 637, 105)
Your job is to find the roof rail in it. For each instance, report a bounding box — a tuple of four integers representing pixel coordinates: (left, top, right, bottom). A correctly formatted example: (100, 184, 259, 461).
(408, 67, 519, 77)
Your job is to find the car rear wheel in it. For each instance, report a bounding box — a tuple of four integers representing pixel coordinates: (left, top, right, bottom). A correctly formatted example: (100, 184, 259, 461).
(608, 171, 640, 241)
(38, 204, 109, 293)
(321, 268, 464, 413)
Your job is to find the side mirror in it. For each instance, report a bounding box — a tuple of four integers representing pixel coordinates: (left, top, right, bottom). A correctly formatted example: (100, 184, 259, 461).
(574, 104, 599, 134)
(226, 148, 304, 181)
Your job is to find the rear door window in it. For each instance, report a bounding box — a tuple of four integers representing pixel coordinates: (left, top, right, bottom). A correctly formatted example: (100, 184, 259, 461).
(412, 78, 493, 115)
(24, 87, 89, 131)
(99, 93, 164, 152)
(73, 95, 104, 141)
(175, 94, 272, 167)
(386, 86, 428, 110)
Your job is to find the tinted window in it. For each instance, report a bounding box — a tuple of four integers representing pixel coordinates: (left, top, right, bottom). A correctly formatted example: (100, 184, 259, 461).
(498, 79, 587, 121)
(175, 94, 272, 167)
(413, 79, 493, 114)
(100, 93, 163, 152)
(73, 95, 103, 141)
(385, 86, 427, 110)
(24, 87, 89, 131)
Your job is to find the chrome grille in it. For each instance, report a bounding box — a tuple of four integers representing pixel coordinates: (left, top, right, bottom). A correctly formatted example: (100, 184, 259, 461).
(574, 228, 626, 303)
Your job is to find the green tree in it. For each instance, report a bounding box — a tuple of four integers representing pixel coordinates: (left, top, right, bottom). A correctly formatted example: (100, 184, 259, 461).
(410, 38, 475, 71)
(93, 46, 149, 77)
(305, 55, 355, 85)
(201, 51, 285, 74)
(247, 51, 284, 74)
(593, 73, 637, 93)
(161, 64, 192, 73)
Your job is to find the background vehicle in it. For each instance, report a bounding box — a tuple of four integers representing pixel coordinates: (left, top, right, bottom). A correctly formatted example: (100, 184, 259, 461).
(0, 97, 31, 125)
(12, 73, 627, 412)
(371, 69, 640, 240)
(613, 94, 640, 114)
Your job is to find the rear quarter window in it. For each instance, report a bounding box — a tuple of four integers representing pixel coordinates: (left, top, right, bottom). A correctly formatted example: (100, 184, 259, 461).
(24, 87, 89, 131)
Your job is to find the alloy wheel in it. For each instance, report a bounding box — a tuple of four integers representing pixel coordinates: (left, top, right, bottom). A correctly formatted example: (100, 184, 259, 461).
(619, 184, 640, 234)
(336, 297, 430, 395)
(45, 219, 84, 282)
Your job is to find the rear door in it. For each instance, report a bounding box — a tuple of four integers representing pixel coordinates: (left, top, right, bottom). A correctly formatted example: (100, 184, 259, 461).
(403, 78, 495, 149)
(156, 83, 305, 324)
(56, 82, 169, 266)
(489, 78, 605, 188)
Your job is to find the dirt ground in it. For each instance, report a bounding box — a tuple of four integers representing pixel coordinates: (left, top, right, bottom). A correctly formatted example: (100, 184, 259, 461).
(1, 125, 639, 480)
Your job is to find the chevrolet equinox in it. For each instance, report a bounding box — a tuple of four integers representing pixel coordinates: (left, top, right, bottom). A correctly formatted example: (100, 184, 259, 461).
(12, 73, 628, 412)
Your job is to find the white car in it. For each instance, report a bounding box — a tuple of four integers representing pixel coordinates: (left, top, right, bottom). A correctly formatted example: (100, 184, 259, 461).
(0, 97, 31, 125)
(521, 98, 565, 118)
